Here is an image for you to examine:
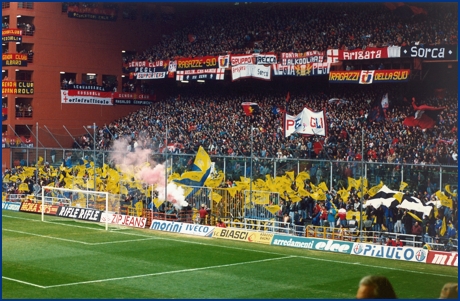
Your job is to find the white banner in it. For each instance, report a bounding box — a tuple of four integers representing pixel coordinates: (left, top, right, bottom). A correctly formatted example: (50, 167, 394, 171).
(60, 90, 113, 105)
(285, 107, 327, 137)
(100, 213, 147, 228)
(351, 243, 428, 263)
(254, 53, 277, 65)
(231, 65, 271, 81)
(149, 220, 214, 237)
(136, 72, 166, 79)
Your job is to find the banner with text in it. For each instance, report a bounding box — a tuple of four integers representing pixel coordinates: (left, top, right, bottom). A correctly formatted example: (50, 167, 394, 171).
(61, 90, 113, 105)
(280, 51, 325, 65)
(273, 63, 330, 76)
(2, 81, 34, 95)
(231, 65, 271, 81)
(176, 56, 219, 70)
(329, 70, 410, 84)
(2, 29, 22, 43)
(56, 206, 102, 222)
(285, 107, 327, 137)
(426, 250, 458, 266)
(351, 243, 427, 263)
(212, 227, 274, 244)
(271, 235, 354, 254)
(19, 201, 60, 215)
(100, 213, 147, 228)
(150, 220, 214, 237)
(2, 201, 21, 212)
(176, 68, 225, 81)
(127, 60, 169, 79)
(2, 53, 28, 66)
(67, 5, 118, 21)
(112, 92, 156, 105)
(400, 45, 457, 60)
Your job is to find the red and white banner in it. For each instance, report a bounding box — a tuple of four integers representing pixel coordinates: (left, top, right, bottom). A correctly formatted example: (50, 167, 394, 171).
(100, 213, 147, 228)
(285, 107, 327, 137)
(231, 65, 271, 81)
(426, 251, 458, 266)
(231, 54, 255, 66)
(61, 90, 113, 105)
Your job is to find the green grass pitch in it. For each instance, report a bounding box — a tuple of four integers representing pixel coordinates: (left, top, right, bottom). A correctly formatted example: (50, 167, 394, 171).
(2, 210, 457, 299)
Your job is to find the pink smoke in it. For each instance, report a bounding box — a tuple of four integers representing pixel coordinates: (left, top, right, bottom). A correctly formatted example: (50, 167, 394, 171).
(109, 139, 188, 209)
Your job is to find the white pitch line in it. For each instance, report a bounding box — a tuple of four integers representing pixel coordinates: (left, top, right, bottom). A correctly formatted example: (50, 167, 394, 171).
(43, 256, 296, 289)
(3, 213, 457, 279)
(2, 228, 156, 245)
(2, 228, 92, 245)
(2, 276, 47, 289)
(90, 237, 157, 245)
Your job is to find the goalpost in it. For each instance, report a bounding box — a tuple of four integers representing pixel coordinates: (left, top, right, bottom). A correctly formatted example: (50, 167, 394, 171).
(40, 186, 113, 230)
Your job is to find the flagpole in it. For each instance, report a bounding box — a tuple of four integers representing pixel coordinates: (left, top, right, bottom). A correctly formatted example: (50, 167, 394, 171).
(359, 127, 364, 241)
(164, 123, 168, 220)
(250, 122, 253, 206)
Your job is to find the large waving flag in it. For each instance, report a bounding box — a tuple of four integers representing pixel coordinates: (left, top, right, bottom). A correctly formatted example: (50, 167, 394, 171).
(174, 146, 212, 194)
(365, 185, 434, 217)
(403, 98, 446, 129)
(285, 107, 327, 137)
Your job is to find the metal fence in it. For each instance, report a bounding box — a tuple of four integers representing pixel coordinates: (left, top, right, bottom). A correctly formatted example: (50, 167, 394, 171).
(7, 147, 458, 194)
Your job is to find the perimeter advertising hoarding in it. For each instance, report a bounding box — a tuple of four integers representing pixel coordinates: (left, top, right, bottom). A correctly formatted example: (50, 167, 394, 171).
(2, 201, 21, 211)
(271, 235, 353, 254)
(149, 220, 214, 237)
(100, 212, 147, 228)
(426, 251, 458, 266)
(19, 201, 60, 215)
(351, 243, 427, 263)
(212, 228, 274, 244)
(56, 206, 102, 222)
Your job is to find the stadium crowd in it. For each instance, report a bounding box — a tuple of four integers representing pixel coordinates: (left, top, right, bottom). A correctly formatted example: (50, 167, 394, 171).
(122, 2, 457, 62)
(2, 2, 458, 248)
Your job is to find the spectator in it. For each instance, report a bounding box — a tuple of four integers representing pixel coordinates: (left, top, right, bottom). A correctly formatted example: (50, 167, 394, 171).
(198, 204, 208, 225)
(356, 275, 397, 299)
(439, 283, 458, 299)
(394, 237, 404, 247)
(216, 218, 226, 228)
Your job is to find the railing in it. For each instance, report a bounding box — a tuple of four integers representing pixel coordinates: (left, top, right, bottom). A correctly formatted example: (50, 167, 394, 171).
(6, 147, 458, 195)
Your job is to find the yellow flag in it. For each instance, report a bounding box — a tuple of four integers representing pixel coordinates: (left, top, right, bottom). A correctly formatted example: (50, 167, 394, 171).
(18, 183, 29, 192)
(296, 171, 310, 181)
(153, 197, 164, 210)
(440, 217, 447, 236)
(211, 191, 223, 203)
(407, 211, 422, 222)
(399, 181, 408, 191)
(394, 192, 404, 203)
(367, 182, 384, 197)
(436, 190, 453, 209)
(193, 146, 212, 173)
(226, 186, 239, 198)
(285, 171, 295, 181)
(265, 205, 280, 215)
(445, 185, 457, 197)
(310, 190, 326, 201)
(318, 182, 328, 192)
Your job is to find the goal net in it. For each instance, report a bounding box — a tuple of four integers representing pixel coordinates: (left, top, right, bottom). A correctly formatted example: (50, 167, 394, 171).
(40, 186, 118, 230)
